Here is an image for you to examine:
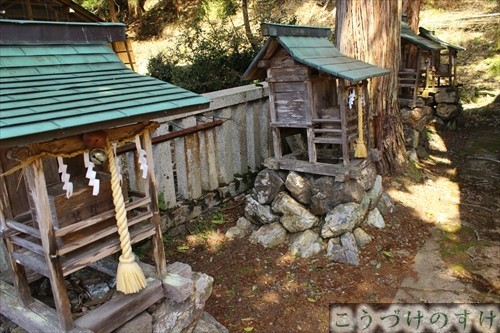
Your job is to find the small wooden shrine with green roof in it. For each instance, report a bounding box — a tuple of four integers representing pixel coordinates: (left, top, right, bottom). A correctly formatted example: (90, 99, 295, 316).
(243, 23, 389, 175)
(419, 26, 465, 89)
(0, 19, 209, 332)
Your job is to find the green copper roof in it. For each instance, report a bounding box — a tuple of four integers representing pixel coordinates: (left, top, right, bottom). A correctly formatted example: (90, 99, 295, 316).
(419, 27, 466, 51)
(401, 22, 444, 51)
(243, 24, 389, 83)
(0, 42, 210, 147)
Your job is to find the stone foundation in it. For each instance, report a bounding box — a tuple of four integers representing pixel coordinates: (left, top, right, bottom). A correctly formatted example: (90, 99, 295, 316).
(226, 163, 395, 265)
(400, 88, 463, 163)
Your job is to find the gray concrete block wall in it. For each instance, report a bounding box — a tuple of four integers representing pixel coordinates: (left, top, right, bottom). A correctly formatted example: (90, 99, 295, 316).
(153, 83, 271, 232)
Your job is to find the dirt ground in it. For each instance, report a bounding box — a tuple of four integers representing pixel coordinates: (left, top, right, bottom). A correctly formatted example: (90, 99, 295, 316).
(0, 106, 497, 333)
(160, 103, 499, 332)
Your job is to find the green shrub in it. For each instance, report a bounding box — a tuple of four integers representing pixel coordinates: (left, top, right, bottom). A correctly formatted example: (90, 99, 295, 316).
(146, 0, 299, 93)
(147, 21, 258, 93)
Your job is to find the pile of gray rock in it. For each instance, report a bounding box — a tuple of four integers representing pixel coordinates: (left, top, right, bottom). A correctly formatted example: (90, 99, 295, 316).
(118, 261, 228, 333)
(433, 89, 462, 129)
(401, 97, 434, 163)
(400, 89, 462, 163)
(225, 162, 395, 265)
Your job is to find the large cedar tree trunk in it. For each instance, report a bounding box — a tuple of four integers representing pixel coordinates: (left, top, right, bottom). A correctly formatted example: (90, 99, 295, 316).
(402, 0, 423, 68)
(403, 0, 423, 33)
(335, 0, 407, 174)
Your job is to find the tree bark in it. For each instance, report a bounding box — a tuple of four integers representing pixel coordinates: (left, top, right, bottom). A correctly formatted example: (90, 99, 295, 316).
(335, 0, 407, 174)
(109, 0, 118, 22)
(402, 0, 423, 68)
(402, 0, 423, 33)
(242, 0, 257, 49)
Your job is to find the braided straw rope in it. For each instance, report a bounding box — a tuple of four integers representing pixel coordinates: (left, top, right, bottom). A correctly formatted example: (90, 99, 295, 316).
(354, 84, 367, 158)
(105, 142, 147, 294)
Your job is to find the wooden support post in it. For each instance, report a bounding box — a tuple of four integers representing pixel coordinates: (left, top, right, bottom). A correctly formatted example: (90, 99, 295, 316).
(338, 80, 350, 165)
(306, 80, 316, 163)
(414, 50, 421, 104)
(23, 158, 74, 331)
(306, 127, 316, 163)
(0, 163, 32, 307)
(267, 83, 282, 159)
(141, 131, 167, 277)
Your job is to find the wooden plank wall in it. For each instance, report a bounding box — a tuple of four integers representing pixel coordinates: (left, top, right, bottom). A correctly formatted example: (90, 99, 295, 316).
(0, 83, 271, 282)
(126, 83, 272, 210)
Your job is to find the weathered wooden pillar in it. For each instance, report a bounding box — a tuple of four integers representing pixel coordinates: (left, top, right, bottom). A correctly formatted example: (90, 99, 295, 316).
(141, 130, 167, 277)
(0, 161, 32, 307)
(23, 157, 74, 331)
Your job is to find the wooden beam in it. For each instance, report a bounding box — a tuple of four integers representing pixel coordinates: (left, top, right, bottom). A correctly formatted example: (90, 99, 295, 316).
(116, 120, 223, 154)
(0, 280, 93, 333)
(8, 123, 159, 161)
(264, 157, 359, 180)
(74, 278, 163, 333)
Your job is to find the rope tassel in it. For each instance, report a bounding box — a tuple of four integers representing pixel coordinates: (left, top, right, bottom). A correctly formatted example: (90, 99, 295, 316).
(105, 143, 147, 294)
(354, 84, 367, 158)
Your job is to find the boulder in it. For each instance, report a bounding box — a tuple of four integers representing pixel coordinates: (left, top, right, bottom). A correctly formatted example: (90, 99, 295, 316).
(436, 103, 459, 121)
(244, 195, 280, 225)
(366, 208, 386, 229)
(377, 192, 395, 217)
(353, 228, 373, 247)
(225, 217, 256, 240)
(285, 171, 312, 205)
(408, 97, 426, 109)
(416, 146, 429, 159)
(410, 107, 434, 132)
(367, 175, 383, 209)
(163, 262, 194, 303)
(326, 232, 360, 265)
(321, 202, 368, 238)
(249, 222, 287, 248)
(225, 226, 246, 240)
(193, 312, 229, 333)
(355, 162, 377, 191)
(435, 90, 458, 104)
(116, 312, 152, 333)
(236, 216, 256, 234)
(289, 230, 324, 258)
(402, 124, 416, 147)
(153, 272, 214, 333)
(310, 178, 365, 215)
(253, 169, 285, 204)
(407, 148, 419, 163)
(272, 192, 318, 233)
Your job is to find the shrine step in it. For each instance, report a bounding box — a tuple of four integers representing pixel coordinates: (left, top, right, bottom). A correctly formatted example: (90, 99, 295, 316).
(0, 280, 92, 333)
(75, 277, 163, 333)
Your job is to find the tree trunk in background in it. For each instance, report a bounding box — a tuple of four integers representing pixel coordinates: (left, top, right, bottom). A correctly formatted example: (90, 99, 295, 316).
(242, 0, 257, 49)
(335, 0, 407, 174)
(402, 0, 423, 68)
(403, 0, 423, 33)
(128, 0, 142, 22)
(109, 0, 118, 22)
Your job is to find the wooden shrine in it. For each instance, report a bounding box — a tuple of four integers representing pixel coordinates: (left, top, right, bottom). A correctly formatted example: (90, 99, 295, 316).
(243, 23, 389, 176)
(399, 21, 445, 106)
(419, 26, 466, 89)
(399, 21, 466, 107)
(0, 20, 209, 332)
(0, 0, 137, 71)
